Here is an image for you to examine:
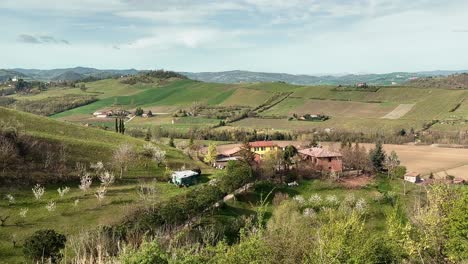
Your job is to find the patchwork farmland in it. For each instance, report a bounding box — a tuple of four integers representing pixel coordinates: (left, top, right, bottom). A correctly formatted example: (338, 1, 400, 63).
(5, 77, 468, 135)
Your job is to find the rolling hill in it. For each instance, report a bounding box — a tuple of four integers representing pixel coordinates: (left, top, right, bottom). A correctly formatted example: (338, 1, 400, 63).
(0, 107, 202, 181)
(407, 73, 468, 89)
(181, 70, 468, 85)
(8, 67, 139, 81)
(6, 67, 468, 85)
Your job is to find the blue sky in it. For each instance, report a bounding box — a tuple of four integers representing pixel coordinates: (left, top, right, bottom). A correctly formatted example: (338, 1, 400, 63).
(1, 0, 468, 74)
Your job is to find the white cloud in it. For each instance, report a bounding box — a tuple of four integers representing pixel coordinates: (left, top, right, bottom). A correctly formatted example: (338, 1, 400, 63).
(124, 27, 251, 49)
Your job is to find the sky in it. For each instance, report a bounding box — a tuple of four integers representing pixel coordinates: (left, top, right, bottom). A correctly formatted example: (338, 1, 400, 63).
(1, 0, 468, 74)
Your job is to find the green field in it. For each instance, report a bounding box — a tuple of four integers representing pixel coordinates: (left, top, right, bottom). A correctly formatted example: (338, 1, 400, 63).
(6, 77, 467, 134)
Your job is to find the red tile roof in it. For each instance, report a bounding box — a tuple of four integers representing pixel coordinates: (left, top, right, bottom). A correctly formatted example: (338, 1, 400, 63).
(298, 147, 342, 158)
(249, 141, 276, 147)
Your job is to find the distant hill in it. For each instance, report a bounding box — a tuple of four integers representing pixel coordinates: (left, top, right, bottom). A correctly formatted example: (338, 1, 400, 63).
(51, 70, 85, 81)
(8, 67, 139, 81)
(180, 70, 468, 85)
(0, 69, 28, 82)
(406, 73, 468, 89)
(5, 67, 468, 85)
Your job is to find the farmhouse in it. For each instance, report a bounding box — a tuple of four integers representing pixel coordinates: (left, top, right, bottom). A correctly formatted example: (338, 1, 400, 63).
(214, 147, 242, 169)
(249, 141, 279, 157)
(171, 170, 200, 186)
(93, 110, 112, 118)
(298, 147, 343, 172)
(404, 172, 421, 183)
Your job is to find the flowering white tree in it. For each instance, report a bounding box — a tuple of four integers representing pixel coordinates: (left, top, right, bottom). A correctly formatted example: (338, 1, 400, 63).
(143, 143, 166, 167)
(90, 161, 104, 172)
(5, 194, 15, 205)
(79, 173, 92, 192)
(19, 208, 28, 218)
(112, 143, 136, 178)
(98, 170, 115, 187)
(57, 187, 70, 197)
(32, 184, 45, 200)
(95, 186, 107, 204)
(46, 201, 56, 212)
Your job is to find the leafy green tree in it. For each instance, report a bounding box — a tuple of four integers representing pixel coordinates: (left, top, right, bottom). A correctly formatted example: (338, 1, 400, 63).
(219, 161, 253, 193)
(446, 190, 468, 261)
(135, 107, 144, 116)
(23, 229, 66, 263)
(239, 140, 255, 165)
(369, 141, 386, 172)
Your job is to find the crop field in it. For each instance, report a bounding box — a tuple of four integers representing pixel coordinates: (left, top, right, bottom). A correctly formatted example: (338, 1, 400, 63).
(261, 98, 396, 118)
(128, 116, 220, 132)
(220, 88, 273, 106)
(382, 104, 415, 119)
(230, 117, 426, 133)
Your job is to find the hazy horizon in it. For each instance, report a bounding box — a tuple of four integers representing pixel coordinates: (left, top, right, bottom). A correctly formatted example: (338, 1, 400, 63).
(2, 0, 468, 74)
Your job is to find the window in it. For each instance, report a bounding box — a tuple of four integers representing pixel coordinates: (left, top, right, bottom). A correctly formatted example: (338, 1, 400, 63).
(328, 158, 332, 162)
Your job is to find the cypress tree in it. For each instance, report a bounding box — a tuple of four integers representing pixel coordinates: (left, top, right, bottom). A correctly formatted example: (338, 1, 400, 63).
(121, 120, 125, 134)
(115, 118, 118, 133)
(370, 141, 386, 172)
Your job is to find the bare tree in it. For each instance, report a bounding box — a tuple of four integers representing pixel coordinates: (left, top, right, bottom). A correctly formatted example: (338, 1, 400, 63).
(56, 144, 68, 177)
(385, 150, 400, 178)
(0, 136, 18, 175)
(0, 215, 9, 226)
(112, 143, 136, 178)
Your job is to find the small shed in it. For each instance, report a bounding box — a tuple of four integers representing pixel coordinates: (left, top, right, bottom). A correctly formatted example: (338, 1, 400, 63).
(404, 172, 421, 183)
(171, 170, 200, 186)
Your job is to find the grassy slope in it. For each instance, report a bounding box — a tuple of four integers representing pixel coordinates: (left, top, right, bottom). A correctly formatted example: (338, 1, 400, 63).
(0, 107, 212, 263)
(0, 107, 201, 170)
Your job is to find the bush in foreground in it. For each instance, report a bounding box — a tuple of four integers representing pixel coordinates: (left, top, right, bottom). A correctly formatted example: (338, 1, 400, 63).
(23, 229, 66, 263)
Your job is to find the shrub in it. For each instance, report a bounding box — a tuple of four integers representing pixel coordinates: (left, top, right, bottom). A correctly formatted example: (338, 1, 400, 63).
(23, 229, 66, 263)
(120, 241, 168, 264)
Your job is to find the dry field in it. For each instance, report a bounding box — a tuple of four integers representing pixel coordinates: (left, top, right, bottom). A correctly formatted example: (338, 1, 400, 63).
(324, 142, 468, 179)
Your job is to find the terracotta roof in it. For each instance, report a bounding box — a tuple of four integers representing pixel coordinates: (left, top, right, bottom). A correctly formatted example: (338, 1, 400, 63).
(249, 141, 276, 147)
(405, 172, 420, 177)
(220, 146, 242, 156)
(298, 147, 342, 158)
